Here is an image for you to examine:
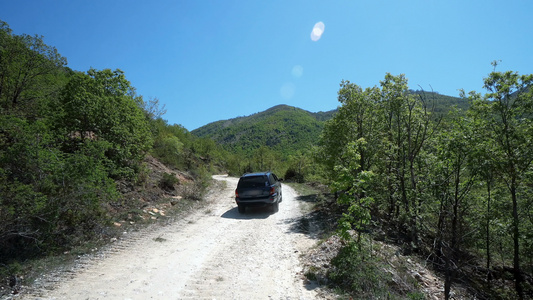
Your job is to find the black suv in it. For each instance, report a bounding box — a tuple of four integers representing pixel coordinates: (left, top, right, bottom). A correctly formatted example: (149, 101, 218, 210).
(235, 172, 282, 214)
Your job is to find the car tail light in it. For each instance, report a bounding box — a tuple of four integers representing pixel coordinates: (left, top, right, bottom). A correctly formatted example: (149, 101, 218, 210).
(269, 187, 275, 195)
(235, 189, 239, 198)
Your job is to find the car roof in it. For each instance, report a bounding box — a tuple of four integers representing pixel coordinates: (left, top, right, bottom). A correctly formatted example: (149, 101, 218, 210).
(241, 172, 271, 177)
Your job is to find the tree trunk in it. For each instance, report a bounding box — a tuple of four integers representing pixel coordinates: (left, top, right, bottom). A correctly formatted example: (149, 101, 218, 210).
(510, 179, 523, 299)
(444, 165, 460, 300)
(444, 260, 453, 300)
(486, 179, 492, 287)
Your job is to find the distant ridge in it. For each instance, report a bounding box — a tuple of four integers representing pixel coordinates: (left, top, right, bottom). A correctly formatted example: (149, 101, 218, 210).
(191, 105, 336, 156)
(192, 92, 467, 156)
(409, 90, 469, 113)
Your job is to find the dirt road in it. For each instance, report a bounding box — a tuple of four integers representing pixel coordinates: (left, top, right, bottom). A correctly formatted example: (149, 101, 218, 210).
(26, 175, 319, 299)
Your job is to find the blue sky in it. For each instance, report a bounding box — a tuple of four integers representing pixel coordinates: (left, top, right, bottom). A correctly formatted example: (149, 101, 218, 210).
(1, 1, 532, 130)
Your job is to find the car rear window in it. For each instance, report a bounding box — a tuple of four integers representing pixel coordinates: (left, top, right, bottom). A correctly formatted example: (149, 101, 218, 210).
(238, 175, 268, 189)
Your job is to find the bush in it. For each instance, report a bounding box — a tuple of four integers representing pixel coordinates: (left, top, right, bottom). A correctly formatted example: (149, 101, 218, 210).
(179, 167, 211, 200)
(284, 167, 304, 183)
(0, 123, 119, 260)
(159, 172, 180, 190)
(0, 177, 48, 260)
(152, 135, 184, 168)
(57, 69, 153, 178)
(328, 240, 392, 298)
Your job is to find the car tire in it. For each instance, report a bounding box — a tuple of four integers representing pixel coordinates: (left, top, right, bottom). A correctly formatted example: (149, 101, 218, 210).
(272, 202, 279, 213)
(238, 204, 245, 214)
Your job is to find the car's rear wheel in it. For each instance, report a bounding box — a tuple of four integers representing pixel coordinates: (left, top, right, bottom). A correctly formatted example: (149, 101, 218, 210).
(238, 204, 245, 214)
(272, 202, 279, 213)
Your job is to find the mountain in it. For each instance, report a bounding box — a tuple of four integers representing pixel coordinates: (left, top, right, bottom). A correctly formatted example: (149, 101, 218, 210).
(410, 90, 470, 113)
(192, 93, 468, 157)
(192, 105, 334, 156)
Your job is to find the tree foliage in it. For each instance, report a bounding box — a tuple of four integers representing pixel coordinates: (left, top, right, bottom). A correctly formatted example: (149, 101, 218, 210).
(465, 70, 533, 298)
(55, 68, 152, 177)
(0, 19, 222, 268)
(0, 20, 68, 116)
(318, 72, 533, 299)
(192, 104, 329, 177)
(192, 105, 325, 158)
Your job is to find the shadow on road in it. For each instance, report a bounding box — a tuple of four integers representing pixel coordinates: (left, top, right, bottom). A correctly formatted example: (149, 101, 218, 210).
(284, 195, 338, 240)
(220, 206, 272, 220)
(294, 194, 319, 203)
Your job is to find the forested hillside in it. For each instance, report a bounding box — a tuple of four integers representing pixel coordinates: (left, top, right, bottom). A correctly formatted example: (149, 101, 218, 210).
(192, 104, 331, 156)
(315, 76, 533, 299)
(0, 19, 228, 284)
(192, 92, 468, 182)
(192, 93, 467, 158)
(410, 89, 469, 113)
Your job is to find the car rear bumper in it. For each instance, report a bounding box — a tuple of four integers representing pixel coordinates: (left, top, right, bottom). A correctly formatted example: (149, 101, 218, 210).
(235, 196, 279, 205)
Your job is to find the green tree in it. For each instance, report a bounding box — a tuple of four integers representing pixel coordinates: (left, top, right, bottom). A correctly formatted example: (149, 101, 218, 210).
(332, 140, 375, 247)
(467, 70, 533, 298)
(0, 20, 67, 114)
(462, 89, 500, 288)
(285, 150, 310, 182)
(318, 80, 380, 185)
(431, 111, 478, 299)
(57, 68, 152, 177)
(153, 134, 184, 167)
(253, 145, 275, 171)
(0, 116, 118, 258)
(379, 73, 439, 246)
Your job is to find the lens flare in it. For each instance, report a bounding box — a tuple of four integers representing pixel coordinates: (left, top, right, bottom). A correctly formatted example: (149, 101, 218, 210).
(292, 65, 303, 78)
(280, 82, 295, 99)
(310, 21, 325, 41)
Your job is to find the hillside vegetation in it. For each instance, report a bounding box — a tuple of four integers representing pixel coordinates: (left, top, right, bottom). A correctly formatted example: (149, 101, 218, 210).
(191, 105, 339, 181)
(192, 93, 468, 181)
(410, 89, 470, 113)
(193, 94, 466, 158)
(192, 104, 329, 157)
(314, 76, 533, 299)
(0, 19, 228, 286)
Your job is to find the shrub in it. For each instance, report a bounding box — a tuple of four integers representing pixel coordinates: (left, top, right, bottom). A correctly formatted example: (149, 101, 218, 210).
(328, 240, 392, 298)
(284, 167, 304, 183)
(159, 172, 179, 190)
